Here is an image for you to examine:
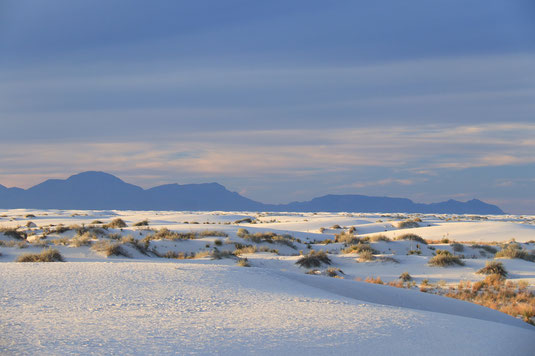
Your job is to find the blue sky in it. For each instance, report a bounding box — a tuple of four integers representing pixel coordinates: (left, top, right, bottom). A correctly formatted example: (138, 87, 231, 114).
(1, 0, 534, 213)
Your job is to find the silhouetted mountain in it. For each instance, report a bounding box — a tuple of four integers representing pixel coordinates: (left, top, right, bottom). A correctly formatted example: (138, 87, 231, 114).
(0, 171, 505, 214)
(274, 194, 504, 214)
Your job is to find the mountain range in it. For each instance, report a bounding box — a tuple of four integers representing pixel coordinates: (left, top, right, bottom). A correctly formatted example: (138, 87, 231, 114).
(0, 171, 504, 214)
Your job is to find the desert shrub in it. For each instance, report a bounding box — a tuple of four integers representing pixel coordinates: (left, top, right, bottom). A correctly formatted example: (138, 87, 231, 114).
(133, 219, 149, 227)
(25, 214, 36, 218)
(143, 228, 197, 244)
(334, 232, 359, 244)
(234, 218, 253, 224)
(358, 250, 375, 262)
(407, 249, 422, 255)
(331, 224, 342, 229)
(198, 230, 228, 237)
(348, 226, 356, 234)
(70, 232, 94, 247)
(236, 228, 250, 238)
(211, 248, 235, 260)
(91, 240, 130, 257)
(0, 227, 26, 240)
(368, 234, 391, 242)
(319, 227, 325, 233)
(495, 243, 534, 262)
(16, 248, 64, 262)
(121, 235, 148, 255)
(428, 250, 465, 267)
(306, 269, 320, 275)
(342, 243, 377, 254)
(105, 218, 127, 229)
(443, 275, 535, 325)
(237, 258, 250, 267)
(451, 243, 464, 253)
(325, 267, 344, 277)
(91, 220, 104, 224)
(26, 221, 36, 228)
(395, 233, 427, 244)
(399, 272, 412, 281)
(214, 239, 223, 246)
(238, 231, 296, 248)
(396, 219, 420, 229)
(50, 225, 71, 234)
(364, 276, 383, 284)
(472, 244, 498, 254)
(50, 237, 71, 246)
(477, 261, 508, 277)
(295, 250, 331, 268)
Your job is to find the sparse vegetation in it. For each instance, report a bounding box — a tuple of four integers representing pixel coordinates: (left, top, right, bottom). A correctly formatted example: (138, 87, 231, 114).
(358, 250, 375, 262)
(105, 218, 128, 229)
(428, 250, 465, 267)
(395, 233, 427, 244)
(0, 227, 26, 240)
(451, 243, 464, 253)
(477, 261, 508, 277)
(16, 248, 64, 262)
(133, 219, 149, 227)
(237, 258, 250, 267)
(495, 243, 535, 262)
(396, 219, 420, 229)
(91, 240, 130, 257)
(342, 243, 377, 254)
(399, 272, 412, 281)
(295, 250, 331, 268)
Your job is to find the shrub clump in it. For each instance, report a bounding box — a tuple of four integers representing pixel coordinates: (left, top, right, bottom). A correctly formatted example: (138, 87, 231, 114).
(105, 218, 128, 229)
(0, 227, 26, 240)
(342, 243, 377, 254)
(133, 219, 149, 227)
(358, 250, 375, 262)
(495, 243, 534, 262)
(399, 272, 412, 281)
(477, 261, 508, 277)
(395, 233, 427, 244)
(295, 250, 331, 268)
(16, 248, 64, 262)
(334, 232, 359, 244)
(396, 219, 420, 229)
(428, 250, 465, 267)
(237, 230, 296, 248)
(91, 240, 130, 257)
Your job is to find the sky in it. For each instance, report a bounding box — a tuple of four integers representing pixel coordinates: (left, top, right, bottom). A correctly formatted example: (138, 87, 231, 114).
(1, 0, 535, 214)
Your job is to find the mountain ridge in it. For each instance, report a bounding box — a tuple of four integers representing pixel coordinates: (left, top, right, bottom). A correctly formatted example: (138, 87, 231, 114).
(0, 171, 505, 214)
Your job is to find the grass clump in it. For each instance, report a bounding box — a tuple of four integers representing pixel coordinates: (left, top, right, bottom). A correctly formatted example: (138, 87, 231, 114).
(396, 219, 420, 229)
(395, 233, 427, 244)
(451, 243, 464, 253)
(237, 258, 250, 267)
(70, 232, 94, 247)
(334, 232, 359, 244)
(238, 230, 297, 248)
(358, 250, 375, 262)
(133, 219, 149, 227)
(477, 261, 508, 277)
(342, 243, 377, 254)
(295, 250, 331, 268)
(198, 230, 228, 237)
(16, 248, 64, 262)
(399, 272, 412, 281)
(428, 250, 465, 267)
(495, 243, 534, 262)
(472, 244, 498, 254)
(0, 227, 26, 240)
(91, 240, 130, 257)
(105, 218, 128, 229)
(325, 267, 344, 278)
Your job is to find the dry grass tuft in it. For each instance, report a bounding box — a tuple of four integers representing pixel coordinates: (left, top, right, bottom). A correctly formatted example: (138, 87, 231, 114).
(395, 233, 427, 244)
(296, 250, 331, 268)
(16, 248, 64, 262)
(91, 240, 130, 257)
(495, 243, 534, 262)
(105, 218, 128, 229)
(0, 227, 26, 240)
(428, 250, 465, 267)
(477, 261, 508, 277)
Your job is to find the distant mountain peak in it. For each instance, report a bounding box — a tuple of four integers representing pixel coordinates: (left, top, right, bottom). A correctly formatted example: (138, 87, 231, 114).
(0, 171, 505, 214)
